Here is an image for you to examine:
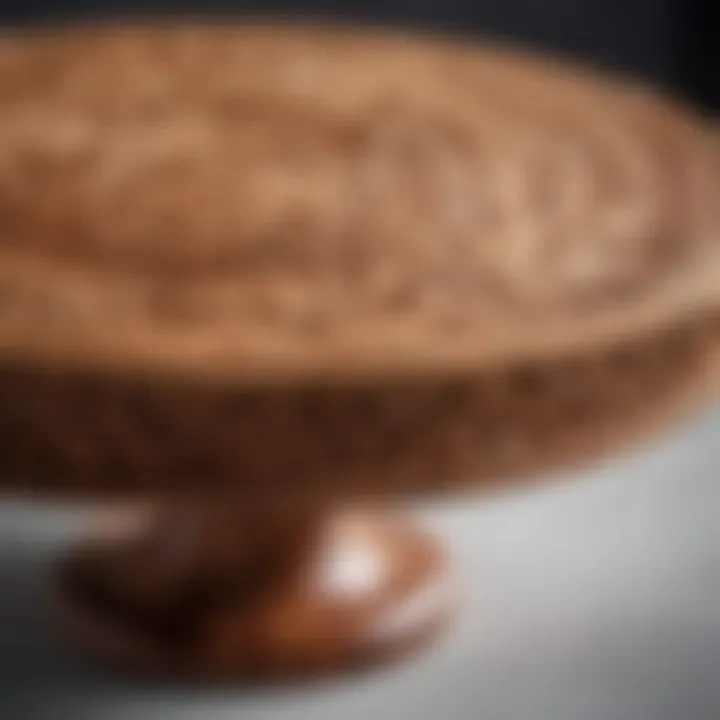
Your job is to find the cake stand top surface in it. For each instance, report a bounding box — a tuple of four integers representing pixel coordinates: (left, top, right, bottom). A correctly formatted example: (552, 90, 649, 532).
(0, 23, 716, 387)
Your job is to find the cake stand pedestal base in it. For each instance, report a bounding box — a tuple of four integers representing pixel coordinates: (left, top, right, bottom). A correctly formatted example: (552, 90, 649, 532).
(56, 503, 451, 680)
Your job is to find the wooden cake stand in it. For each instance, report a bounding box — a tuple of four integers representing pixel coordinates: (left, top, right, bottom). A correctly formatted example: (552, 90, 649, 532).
(0, 23, 718, 680)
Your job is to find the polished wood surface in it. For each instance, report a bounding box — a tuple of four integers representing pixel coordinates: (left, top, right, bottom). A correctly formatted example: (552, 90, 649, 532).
(57, 505, 451, 679)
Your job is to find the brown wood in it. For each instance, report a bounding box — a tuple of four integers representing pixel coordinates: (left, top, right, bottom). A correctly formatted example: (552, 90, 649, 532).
(56, 504, 451, 679)
(0, 23, 715, 683)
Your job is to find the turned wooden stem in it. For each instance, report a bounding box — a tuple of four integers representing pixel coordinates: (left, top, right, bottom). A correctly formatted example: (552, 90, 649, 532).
(67, 501, 321, 629)
(59, 501, 450, 678)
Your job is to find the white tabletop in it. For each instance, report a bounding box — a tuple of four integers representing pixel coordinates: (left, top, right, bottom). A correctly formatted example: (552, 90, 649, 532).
(2, 409, 720, 720)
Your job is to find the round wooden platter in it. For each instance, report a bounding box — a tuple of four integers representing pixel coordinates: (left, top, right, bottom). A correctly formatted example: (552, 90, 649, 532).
(0, 22, 716, 681)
